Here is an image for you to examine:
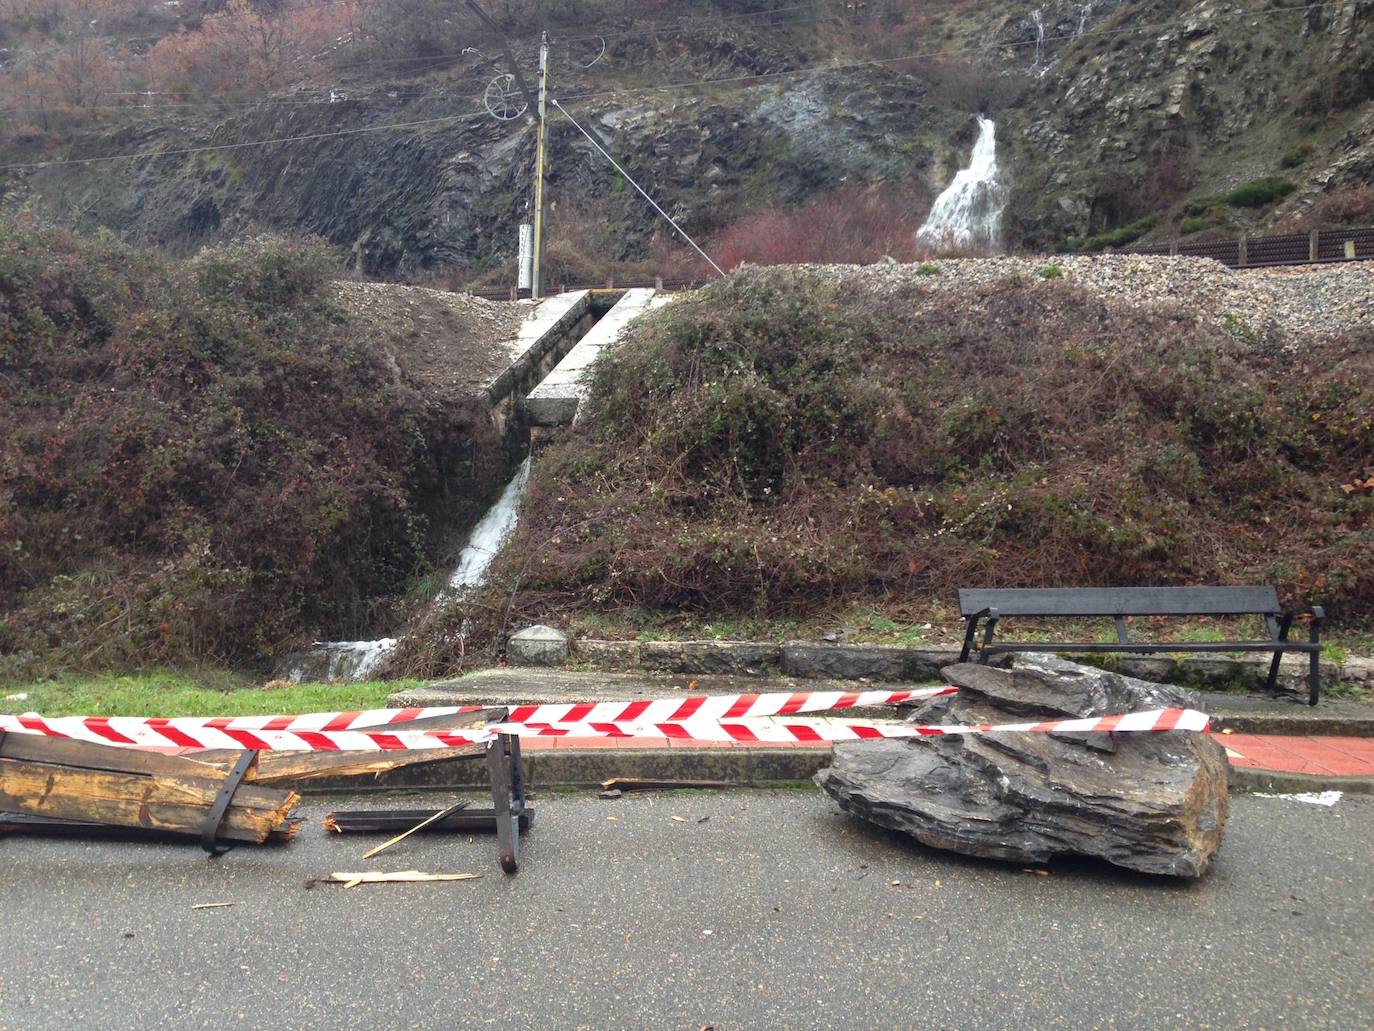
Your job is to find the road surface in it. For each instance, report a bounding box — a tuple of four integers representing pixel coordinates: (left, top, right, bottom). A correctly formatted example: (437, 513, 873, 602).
(2, 790, 1371, 1029)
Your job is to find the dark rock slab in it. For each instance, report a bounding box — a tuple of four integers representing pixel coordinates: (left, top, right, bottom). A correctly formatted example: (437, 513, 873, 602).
(815, 655, 1230, 877)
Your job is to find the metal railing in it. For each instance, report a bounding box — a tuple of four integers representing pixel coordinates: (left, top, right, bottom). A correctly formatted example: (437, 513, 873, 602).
(461, 225, 1374, 300)
(1126, 226, 1374, 268)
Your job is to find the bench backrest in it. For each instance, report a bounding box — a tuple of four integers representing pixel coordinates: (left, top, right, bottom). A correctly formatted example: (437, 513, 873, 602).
(958, 586, 1281, 618)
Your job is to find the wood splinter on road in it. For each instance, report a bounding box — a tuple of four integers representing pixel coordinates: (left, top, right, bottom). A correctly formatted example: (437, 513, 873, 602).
(325, 871, 483, 889)
(191, 902, 234, 910)
(359, 801, 470, 860)
(600, 777, 732, 792)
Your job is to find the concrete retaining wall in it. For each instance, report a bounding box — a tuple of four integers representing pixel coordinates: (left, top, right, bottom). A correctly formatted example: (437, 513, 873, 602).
(556, 637, 1370, 693)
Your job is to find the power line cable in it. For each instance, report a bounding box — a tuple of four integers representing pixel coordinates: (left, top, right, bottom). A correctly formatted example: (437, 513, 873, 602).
(0, 108, 490, 170)
(1, 0, 1343, 167)
(549, 96, 724, 277)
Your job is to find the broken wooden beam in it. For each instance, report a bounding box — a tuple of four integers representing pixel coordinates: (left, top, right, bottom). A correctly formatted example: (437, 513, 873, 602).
(0, 714, 491, 790)
(0, 758, 299, 844)
(190, 707, 502, 785)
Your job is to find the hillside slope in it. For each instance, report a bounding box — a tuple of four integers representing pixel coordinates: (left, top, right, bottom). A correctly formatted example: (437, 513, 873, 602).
(396, 257, 1374, 675)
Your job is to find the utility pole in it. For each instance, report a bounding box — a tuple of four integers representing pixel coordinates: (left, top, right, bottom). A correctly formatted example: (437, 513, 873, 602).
(531, 31, 550, 299)
(465, 0, 548, 298)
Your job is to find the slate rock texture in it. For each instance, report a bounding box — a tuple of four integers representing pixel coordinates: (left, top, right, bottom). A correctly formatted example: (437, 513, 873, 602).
(815, 655, 1230, 878)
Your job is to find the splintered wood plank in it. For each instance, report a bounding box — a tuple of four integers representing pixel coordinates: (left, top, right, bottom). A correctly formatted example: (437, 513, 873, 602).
(0, 761, 298, 844)
(192, 706, 497, 784)
(0, 734, 221, 778)
(191, 744, 484, 785)
(2, 729, 482, 790)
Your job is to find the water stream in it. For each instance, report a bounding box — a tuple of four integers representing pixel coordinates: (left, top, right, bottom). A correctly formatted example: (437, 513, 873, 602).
(916, 115, 1008, 251)
(445, 456, 531, 596)
(281, 457, 533, 682)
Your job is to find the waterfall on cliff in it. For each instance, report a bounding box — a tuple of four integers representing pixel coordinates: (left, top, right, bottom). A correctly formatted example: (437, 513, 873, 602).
(915, 116, 1007, 251)
(1032, 8, 1046, 68)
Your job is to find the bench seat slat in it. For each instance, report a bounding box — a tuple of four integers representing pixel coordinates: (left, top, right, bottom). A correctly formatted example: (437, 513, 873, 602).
(959, 586, 1280, 618)
(982, 640, 1320, 655)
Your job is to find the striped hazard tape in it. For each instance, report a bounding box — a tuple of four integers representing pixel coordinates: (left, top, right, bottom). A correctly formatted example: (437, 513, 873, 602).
(0, 686, 955, 749)
(0, 705, 1209, 751)
(493, 706, 1211, 743)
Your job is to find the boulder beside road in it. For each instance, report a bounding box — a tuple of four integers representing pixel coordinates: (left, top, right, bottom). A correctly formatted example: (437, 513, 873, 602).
(815, 655, 1230, 877)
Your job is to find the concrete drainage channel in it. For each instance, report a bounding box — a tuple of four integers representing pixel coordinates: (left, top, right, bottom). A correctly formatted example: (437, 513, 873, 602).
(278, 288, 666, 682)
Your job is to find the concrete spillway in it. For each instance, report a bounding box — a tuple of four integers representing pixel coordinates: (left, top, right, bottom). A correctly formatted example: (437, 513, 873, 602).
(525, 288, 662, 427)
(279, 291, 595, 683)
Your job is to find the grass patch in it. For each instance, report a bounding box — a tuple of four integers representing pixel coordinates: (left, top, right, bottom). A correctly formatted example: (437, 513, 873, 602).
(5, 673, 413, 717)
(1067, 216, 1156, 252)
(1279, 145, 1312, 169)
(1224, 177, 1297, 208)
(1037, 264, 1063, 279)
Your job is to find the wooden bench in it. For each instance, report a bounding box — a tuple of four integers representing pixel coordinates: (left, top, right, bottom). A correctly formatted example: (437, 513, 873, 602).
(957, 586, 1325, 705)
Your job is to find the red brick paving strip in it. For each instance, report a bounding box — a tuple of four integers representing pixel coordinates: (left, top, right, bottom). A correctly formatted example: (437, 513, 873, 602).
(529, 731, 1374, 779)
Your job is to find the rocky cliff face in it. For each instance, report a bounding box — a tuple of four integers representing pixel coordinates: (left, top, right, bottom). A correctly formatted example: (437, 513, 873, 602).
(998, 0, 1374, 245)
(3, 0, 1370, 272)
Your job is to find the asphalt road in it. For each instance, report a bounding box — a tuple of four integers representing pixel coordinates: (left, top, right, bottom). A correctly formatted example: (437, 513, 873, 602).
(1, 790, 1371, 1030)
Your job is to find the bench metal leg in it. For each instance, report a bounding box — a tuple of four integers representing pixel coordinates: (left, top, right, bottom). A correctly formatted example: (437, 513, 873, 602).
(978, 609, 1000, 665)
(487, 733, 525, 874)
(1308, 606, 1325, 707)
(959, 616, 979, 663)
(1265, 612, 1293, 696)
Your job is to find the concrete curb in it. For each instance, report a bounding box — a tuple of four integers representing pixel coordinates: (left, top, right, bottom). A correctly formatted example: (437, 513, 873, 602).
(294, 745, 1374, 796)
(1207, 713, 1374, 736)
(1228, 766, 1374, 795)
(297, 747, 829, 795)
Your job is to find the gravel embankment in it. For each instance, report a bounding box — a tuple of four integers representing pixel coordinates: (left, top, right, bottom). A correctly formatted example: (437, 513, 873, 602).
(336, 281, 527, 396)
(803, 255, 1374, 341)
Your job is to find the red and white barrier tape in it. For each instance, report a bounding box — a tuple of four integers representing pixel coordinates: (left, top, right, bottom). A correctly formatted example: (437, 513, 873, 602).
(492, 706, 1210, 743)
(0, 706, 1209, 752)
(0, 686, 955, 749)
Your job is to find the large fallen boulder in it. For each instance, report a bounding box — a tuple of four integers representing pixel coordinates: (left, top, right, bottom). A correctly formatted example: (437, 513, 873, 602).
(814, 655, 1230, 877)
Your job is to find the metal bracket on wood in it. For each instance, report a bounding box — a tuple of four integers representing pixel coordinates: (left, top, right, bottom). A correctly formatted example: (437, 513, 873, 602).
(486, 731, 527, 874)
(201, 748, 258, 856)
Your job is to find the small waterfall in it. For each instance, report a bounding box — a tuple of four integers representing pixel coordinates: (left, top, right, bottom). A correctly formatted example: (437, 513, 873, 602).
(1032, 8, 1046, 68)
(279, 637, 397, 683)
(1077, 2, 1092, 35)
(278, 457, 533, 682)
(916, 116, 1008, 251)
(445, 457, 531, 595)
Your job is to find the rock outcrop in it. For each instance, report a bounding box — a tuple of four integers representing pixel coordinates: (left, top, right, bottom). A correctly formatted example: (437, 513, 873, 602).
(815, 655, 1230, 877)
